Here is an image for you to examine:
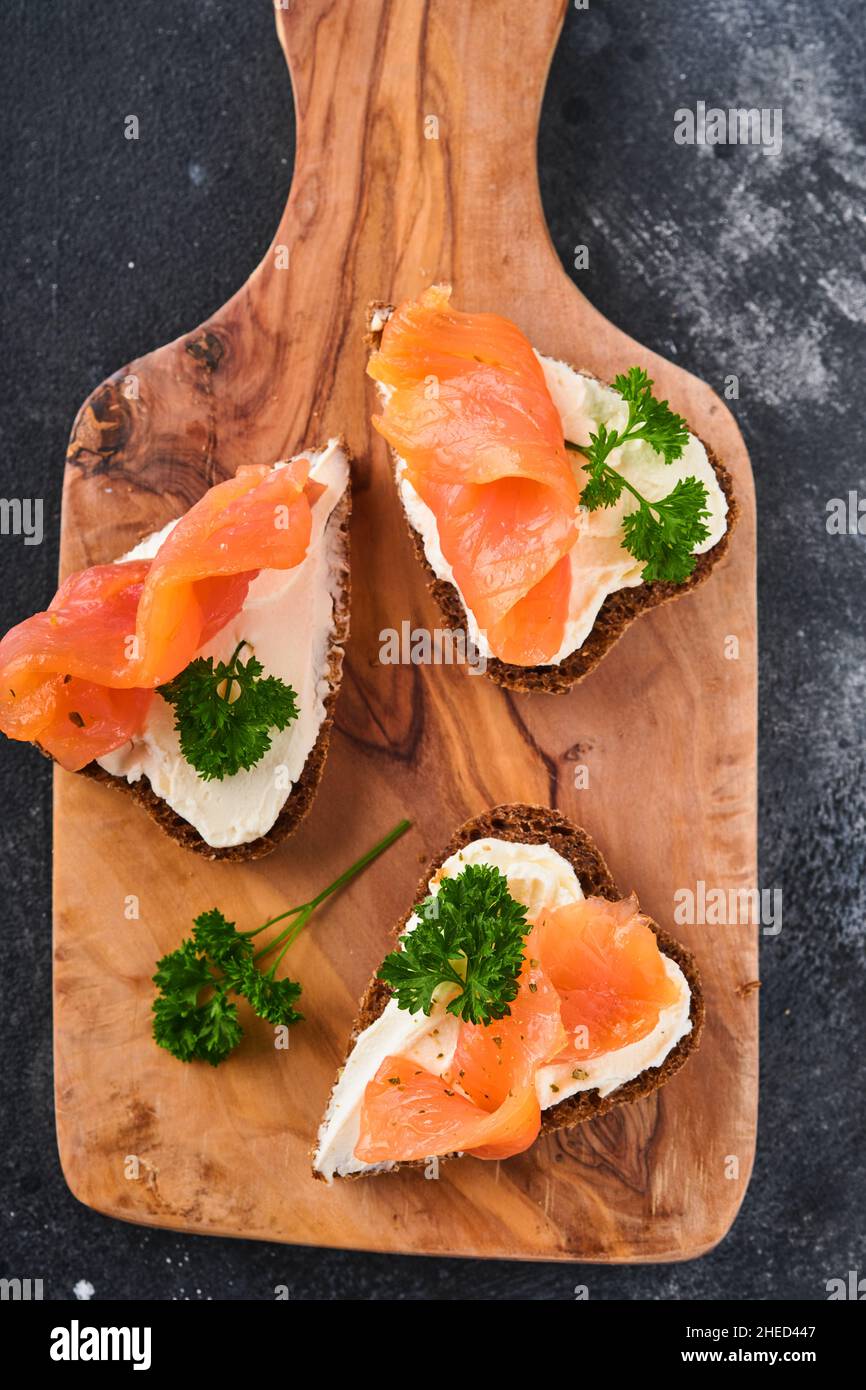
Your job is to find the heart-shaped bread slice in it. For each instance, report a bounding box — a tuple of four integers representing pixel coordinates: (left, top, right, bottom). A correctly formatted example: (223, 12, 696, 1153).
(313, 803, 704, 1181)
(367, 293, 737, 693)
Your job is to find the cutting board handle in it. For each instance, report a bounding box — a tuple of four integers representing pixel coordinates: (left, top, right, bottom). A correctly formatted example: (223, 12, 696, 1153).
(274, 0, 569, 273)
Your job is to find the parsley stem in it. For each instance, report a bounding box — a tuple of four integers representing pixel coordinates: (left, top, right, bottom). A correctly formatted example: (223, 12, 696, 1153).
(241, 907, 303, 940)
(306, 818, 412, 911)
(566, 440, 660, 518)
(258, 906, 313, 968)
(227, 639, 248, 670)
(600, 462, 654, 513)
(266, 921, 305, 976)
(250, 818, 412, 965)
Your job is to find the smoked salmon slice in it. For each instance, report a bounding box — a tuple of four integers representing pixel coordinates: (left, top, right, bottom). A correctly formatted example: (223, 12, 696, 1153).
(538, 894, 681, 1062)
(368, 286, 582, 664)
(355, 1056, 545, 1167)
(355, 929, 564, 1166)
(447, 928, 565, 1113)
(355, 896, 680, 1167)
(0, 459, 319, 770)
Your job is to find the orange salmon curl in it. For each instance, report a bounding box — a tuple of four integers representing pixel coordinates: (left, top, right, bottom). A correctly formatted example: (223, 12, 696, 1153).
(0, 460, 320, 770)
(367, 286, 582, 665)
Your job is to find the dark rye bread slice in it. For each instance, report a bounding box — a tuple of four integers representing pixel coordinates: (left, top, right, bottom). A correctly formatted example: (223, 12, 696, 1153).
(316, 803, 704, 1179)
(367, 302, 738, 694)
(72, 480, 351, 862)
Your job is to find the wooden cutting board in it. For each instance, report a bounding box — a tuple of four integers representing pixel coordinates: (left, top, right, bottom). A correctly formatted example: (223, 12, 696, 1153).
(53, 0, 757, 1261)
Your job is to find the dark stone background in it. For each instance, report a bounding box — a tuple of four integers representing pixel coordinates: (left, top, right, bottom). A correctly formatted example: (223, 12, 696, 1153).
(0, 0, 863, 1301)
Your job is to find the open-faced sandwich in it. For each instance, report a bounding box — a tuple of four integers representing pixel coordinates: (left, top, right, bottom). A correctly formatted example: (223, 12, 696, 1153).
(313, 804, 702, 1181)
(0, 441, 350, 859)
(367, 286, 736, 692)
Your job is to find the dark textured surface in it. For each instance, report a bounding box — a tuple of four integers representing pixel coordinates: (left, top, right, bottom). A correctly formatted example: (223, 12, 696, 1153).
(0, 0, 863, 1300)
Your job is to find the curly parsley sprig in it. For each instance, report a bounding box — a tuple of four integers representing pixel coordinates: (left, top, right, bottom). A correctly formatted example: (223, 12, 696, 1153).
(152, 818, 411, 1066)
(157, 639, 299, 781)
(567, 367, 711, 584)
(378, 862, 529, 1026)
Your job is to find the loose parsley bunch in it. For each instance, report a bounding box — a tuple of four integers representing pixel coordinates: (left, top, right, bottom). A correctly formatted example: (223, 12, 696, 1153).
(158, 639, 299, 781)
(378, 862, 529, 1026)
(152, 911, 302, 1067)
(153, 818, 411, 1066)
(567, 367, 711, 583)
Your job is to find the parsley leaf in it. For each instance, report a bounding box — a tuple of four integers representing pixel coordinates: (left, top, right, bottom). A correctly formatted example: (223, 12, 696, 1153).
(611, 367, 690, 464)
(158, 640, 299, 781)
(152, 938, 214, 1009)
(152, 916, 268, 1068)
(566, 367, 711, 584)
(151, 953, 242, 1067)
(152, 819, 411, 1066)
(241, 971, 303, 1027)
(191, 908, 252, 975)
(621, 476, 714, 583)
(378, 863, 529, 1026)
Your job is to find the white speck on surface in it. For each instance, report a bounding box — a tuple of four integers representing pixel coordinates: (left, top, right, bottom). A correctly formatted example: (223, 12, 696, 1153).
(716, 185, 787, 267)
(817, 270, 866, 326)
(73, 1279, 95, 1301)
(188, 161, 206, 187)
